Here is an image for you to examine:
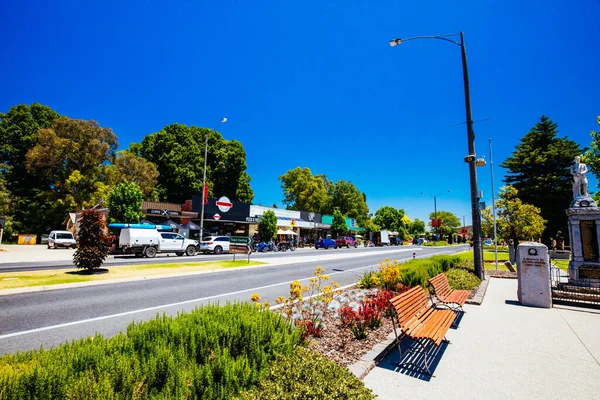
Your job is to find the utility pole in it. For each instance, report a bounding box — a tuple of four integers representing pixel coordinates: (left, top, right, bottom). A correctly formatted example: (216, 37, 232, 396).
(489, 138, 499, 270)
(199, 118, 227, 240)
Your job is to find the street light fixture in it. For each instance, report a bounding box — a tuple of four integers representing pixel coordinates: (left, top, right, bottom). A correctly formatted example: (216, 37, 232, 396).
(199, 118, 227, 240)
(421, 190, 450, 241)
(390, 32, 484, 279)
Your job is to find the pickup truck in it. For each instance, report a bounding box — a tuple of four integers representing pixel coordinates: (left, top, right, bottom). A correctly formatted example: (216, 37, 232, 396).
(118, 228, 198, 257)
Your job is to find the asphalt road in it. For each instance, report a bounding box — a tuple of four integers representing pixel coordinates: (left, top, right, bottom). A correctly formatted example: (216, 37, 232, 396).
(0, 245, 468, 355)
(3, 245, 420, 272)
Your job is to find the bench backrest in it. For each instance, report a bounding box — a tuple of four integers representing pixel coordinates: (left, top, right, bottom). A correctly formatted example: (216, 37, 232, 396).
(389, 286, 430, 326)
(428, 273, 452, 298)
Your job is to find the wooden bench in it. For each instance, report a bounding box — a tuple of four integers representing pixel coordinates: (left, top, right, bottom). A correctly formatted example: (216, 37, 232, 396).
(389, 286, 456, 375)
(428, 273, 470, 312)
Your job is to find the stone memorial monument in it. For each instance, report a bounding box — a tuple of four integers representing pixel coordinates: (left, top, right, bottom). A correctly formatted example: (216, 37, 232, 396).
(517, 242, 551, 308)
(566, 156, 600, 287)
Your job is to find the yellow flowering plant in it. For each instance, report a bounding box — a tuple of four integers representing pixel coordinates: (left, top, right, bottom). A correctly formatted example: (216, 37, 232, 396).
(251, 266, 341, 339)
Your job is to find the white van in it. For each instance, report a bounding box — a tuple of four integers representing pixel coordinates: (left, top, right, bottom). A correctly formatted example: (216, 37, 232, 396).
(48, 230, 77, 249)
(119, 228, 198, 257)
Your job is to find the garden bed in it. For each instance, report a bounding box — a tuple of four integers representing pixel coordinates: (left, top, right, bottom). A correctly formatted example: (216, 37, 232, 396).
(304, 288, 395, 366)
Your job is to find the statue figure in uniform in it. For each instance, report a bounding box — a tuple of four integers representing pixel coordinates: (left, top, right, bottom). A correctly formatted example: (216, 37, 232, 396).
(570, 155, 588, 198)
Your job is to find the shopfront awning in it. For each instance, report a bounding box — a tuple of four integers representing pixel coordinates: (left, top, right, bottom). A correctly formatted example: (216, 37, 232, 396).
(183, 221, 201, 230)
(164, 220, 183, 230)
(277, 229, 298, 235)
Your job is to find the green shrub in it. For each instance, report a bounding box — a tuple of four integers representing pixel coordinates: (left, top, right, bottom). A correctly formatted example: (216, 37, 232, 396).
(235, 347, 375, 400)
(445, 268, 481, 290)
(0, 303, 301, 399)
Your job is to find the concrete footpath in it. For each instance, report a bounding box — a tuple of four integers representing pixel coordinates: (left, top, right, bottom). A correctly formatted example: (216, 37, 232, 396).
(364, 278, 600, 400)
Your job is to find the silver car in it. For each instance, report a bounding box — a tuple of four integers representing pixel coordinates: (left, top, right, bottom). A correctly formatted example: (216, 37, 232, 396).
(48, 230, 77, 249)
(199, 236, 230, 254)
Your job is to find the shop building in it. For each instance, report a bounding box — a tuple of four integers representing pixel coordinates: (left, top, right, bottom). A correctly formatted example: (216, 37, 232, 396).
(67, 194, 366, 241)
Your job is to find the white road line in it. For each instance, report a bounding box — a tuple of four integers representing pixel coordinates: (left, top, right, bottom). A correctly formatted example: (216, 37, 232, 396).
(1, 247, 464, 340)
(0, 263, 381, 340)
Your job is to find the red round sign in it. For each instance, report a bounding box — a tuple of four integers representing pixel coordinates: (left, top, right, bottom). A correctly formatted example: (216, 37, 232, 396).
(214, 214, 221, 220)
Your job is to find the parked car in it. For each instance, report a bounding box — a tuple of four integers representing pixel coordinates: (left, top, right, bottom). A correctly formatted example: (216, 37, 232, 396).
(118, 228, 198, 257)
(336, 236, 357, 248)
(200, 236, 231, 254)
(315, 238, 337, 249)
(47, 230, 77, 249)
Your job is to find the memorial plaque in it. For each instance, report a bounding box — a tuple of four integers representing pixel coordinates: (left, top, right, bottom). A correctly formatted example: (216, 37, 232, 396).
(579, 265, 600, 280)
(580, 220, 599, 261)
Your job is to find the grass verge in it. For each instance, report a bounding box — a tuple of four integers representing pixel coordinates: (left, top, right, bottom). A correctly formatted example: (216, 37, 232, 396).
(0, 260, 266, 290)
(456, 250, 511, 270)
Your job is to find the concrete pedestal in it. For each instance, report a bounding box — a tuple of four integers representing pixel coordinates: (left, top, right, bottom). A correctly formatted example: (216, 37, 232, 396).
(566, 206, 600, 287)
(517, 242, 551, 308)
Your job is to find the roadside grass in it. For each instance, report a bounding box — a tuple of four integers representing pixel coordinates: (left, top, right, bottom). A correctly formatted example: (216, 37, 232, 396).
(456, 250, 511, 270)
(551, 259, 569, 271)
(457, 250, 571, 271)
(0, 260, 266, 290)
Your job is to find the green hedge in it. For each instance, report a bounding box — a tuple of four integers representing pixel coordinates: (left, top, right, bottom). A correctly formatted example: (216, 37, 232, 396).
(236, 347, 375, 400)
(358, 255, 479, 291)
(0, 303, 300, 399)
(398, 255, 463, 287)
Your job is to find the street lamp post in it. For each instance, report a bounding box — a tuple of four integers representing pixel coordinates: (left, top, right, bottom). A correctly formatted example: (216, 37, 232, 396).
(489, 138, 499, 270)
(199, 118, 227, 240)
(390, 32, 484, 279)
(421, 191, 450, 241)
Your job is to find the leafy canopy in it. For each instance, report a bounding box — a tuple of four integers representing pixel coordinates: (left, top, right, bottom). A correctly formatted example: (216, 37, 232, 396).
(331, 208, 347, 237)
(500, 115, 583, 242)
(108, 182, 144, 224)
(105, 151, 159, 199)
(139, 123, 254, 204)
(0, 103, 62, 234)
(279, 167, 330, 214)
(26, 117, 118, 210)
(427, 210, 461, 237)
(279, 167, 369, 225)
(258, 210, 277, 241)
(481, 185, 546, 243)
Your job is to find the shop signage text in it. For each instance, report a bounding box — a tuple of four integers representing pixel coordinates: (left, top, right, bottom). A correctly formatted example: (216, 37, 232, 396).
(148, 209, 181, 216)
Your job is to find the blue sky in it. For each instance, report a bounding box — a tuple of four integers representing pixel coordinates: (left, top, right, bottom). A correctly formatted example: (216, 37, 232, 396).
(1, 0, 599, 225)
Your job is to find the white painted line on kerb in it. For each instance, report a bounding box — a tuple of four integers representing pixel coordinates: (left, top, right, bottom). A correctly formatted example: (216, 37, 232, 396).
(0, 263, 381, 340)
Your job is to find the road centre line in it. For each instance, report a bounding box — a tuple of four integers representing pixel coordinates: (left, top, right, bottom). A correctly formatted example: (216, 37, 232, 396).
(0, 263, 381, 340)
(1, 246, 463, 340)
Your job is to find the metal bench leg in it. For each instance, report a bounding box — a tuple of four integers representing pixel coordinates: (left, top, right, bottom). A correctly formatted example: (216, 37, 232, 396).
(391, 316, 402, 361)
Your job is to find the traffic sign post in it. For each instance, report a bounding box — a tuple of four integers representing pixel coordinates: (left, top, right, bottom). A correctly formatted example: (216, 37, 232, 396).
(230, 236, 252, 245)
(230, 243, 252, 263)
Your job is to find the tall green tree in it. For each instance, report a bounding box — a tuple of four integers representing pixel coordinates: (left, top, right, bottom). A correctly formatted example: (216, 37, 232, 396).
(331, 209, 347, 237)
(108, 182, 144, 224)
(410, 218, 426, 235)
(427, 210, 460, 237)
(258, 210, 277, 241)
(26, 118, 118, 210)
(373, 206, 404, 231)
(279, 167, 330, 214)
(482, 186, 546, 244)
(139, 123, 254, 204)
(328, 180, 369, 226)
(0, 103, 61, 233)
(106, 151, 159, 199)
(501, 115, 584, 243)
